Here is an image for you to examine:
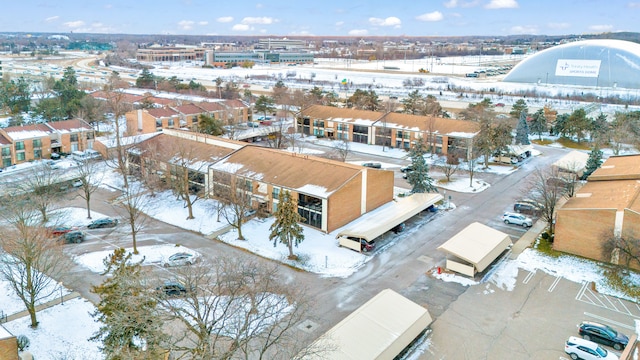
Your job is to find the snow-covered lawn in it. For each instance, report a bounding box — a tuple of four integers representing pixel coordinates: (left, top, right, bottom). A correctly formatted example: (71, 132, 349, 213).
(0, 273, 72, 317)
(3, 298, 103, 360)
(74, 244, 200, 274)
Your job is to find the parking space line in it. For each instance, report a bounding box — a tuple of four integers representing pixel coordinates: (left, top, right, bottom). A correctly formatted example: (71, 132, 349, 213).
(575, 282, 589, 300)
(584, 312, 637, 331)
(617, 299, 632, 316)
(548, 276, 561, 292)
(523, 270, 535, 284)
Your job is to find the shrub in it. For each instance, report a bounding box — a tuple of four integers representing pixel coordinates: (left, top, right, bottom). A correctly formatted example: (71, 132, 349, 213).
(17, 335, 30, 351)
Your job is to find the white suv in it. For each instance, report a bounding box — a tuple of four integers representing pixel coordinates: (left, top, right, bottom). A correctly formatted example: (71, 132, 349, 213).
(565, 336, 618, 360)
(501, 212, 533, 228)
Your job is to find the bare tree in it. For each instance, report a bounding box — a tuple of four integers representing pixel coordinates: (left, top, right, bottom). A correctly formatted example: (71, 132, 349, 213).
(19, 162, 64, 223)
(112, 183, 150, 255)
(156, 255, 313, 360)
(0, 202, 71, 328)
(213, 172, 254, 240)
(333, 138, 351, 162)
(438, 153, 461, 182)
(601, 230, 640, 268)
(526, 168, 568, 234)
(103, 84, 134, 189)
(74, 159, 104, 219)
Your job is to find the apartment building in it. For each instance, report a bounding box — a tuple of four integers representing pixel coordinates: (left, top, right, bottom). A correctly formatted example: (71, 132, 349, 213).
(299, 105, 480, 159)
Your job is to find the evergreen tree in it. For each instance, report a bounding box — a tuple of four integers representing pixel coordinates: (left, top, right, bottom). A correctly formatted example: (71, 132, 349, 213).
(197, 113, 224, 135)
(401, 89, 424, 115)
(269, 190, 305, 260)
(515, 111, 530, 145)
(509, 99, 528, 120)
(91, 248, 167, 359)
(136, 68, 156, 89)
(406, 139, 438, 193)
(529, 108, 547, 140)
(254, 95, 276, 120)
(591, 113, 610, 145)
(582, 145, 604, 180)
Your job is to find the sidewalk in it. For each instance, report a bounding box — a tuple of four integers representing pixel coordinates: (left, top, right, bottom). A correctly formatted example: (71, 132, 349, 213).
(1, 292, 82, 323)
(510, 219, 548, 259)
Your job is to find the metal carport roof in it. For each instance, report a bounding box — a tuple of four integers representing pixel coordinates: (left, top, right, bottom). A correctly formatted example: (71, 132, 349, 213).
(336, 193, 443, 242)
(437, 222, 512, 273)
(301, 289, 432, 360)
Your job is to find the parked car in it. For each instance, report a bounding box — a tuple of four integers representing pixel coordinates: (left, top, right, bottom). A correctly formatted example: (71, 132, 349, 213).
(579, 321, 629, 351)
(565, 336, 618, 360)
(47, 226, 76, 237)
(87, 218, 119, 229)
(501, 212, 533, 227)
(162, 252, 199, 267)
(72, 179, 83, 188)
(362, 162, 382, 169)
(400, 165, 414, 173)
(60, 231, 85, 244)
(513, 202, 541, 215)
(156, 281, 190, 297)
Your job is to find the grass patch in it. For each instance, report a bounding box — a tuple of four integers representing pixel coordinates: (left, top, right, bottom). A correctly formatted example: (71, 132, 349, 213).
(533, 236, 562, 258)
(437, 178, 451, 184)
(601, 266, 640, 300)
(555, 137, 592, 150)
(531, 139, 553, 145)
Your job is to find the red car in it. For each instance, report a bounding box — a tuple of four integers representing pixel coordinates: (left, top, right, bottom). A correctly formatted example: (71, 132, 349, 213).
(47, 226, 76, 237)
(495, 103, 505, 107)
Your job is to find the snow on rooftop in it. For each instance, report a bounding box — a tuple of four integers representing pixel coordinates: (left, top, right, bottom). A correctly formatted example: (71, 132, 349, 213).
(0, 325, 12, 339)
(446, 131, 477, 139)
(296, 184, 331, 198)
(5, 129, 50, 140)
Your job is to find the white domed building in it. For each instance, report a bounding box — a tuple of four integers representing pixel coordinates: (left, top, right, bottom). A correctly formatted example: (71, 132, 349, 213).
(503, 39, 640, 89)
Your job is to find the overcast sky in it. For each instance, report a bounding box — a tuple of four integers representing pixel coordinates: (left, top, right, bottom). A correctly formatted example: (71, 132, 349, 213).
(0, 0, 637, 37)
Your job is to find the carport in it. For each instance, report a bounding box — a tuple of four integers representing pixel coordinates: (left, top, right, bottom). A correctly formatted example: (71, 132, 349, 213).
(336, 192, 443, 242)
(437, 222, 512, 277)
(302, 289, 433, 360)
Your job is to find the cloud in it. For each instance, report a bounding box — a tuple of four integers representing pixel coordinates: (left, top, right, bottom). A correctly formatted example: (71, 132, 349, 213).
(510, 25, 538, 34)
(232, 24, 251, 31)
(444, 0, 458, 7)
(369, 17, 401, 27)
(547, 22, 570, 30)
(589, 24, 613, 32)
(335, 21, 344, 26)
(485, 0, 518, 9)
(45, 15, 59, 23)
(256, 3, 264, 8)
(444, 0, 480, 7)
(63, 20, 85, 29)
(628, 2, 640, 8)
(178, 20, 195, 30)
(241, 16, 274, 25)
(348, 29, 368, 36)
(198, 21, 208, 26)
(217, 16, 233, 23)
(416, 11, 444, 22)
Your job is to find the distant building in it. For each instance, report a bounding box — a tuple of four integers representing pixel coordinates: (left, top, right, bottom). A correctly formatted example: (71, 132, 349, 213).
(204, 50, 313, 67)
(136, 47, 206, 62)
(256, 38, 306, 50)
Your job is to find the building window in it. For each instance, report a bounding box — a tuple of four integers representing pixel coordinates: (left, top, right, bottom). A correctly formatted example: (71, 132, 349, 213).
(71, 144, 79, 152)
(1, 147, 10, 156)
(70, 134, 78, 142)
(33, 139, 42, 148)
(156, 119, 162, 128)
(2, 158, 10, 167)
(192, 115, 198, 123)
(168, 118, 174, 127)
(272, 187, 280, 199)
(16, 152, 25, 161)
(15, 141, 24, 150)
(86, 132, 95, 140)
(33, 149, 42, 159)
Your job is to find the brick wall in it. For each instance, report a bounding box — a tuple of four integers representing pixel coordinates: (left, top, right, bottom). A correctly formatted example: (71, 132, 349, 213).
(554, 208, 616, 261)
(0, 335, 18, 360)
(327, 173, 363, 232)
(364, 169, 394, 212)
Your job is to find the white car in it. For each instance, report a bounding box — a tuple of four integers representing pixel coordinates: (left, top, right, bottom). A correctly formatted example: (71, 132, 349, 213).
(501, 212, 533, 227)
(162, 252, 199, 267)
(565, 336, 618, 360)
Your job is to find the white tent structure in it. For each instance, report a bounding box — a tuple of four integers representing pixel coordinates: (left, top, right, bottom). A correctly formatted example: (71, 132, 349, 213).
(336, 192, 443, 242)
(552, 150, 589, 179)
(302, 289, 432, 360)
(437, 222, 512, 277)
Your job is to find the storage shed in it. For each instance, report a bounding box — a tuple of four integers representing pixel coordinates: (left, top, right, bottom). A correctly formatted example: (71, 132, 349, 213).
(302, 289, 432, 360)
(437, 222, 512, 277)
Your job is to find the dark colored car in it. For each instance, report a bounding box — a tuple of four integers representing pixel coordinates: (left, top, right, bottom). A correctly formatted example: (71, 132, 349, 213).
(47, 226, 76, 237)
(87, 218, 119, 229)
(60, 231, 85, 244)
(360, 239, 375, 252)
(578, 321, 629, 350)
(362, 162, 382, 169)
(400, 165, 414, 173)
(513, 202, 540, 215)
(156, 281, 190, 297)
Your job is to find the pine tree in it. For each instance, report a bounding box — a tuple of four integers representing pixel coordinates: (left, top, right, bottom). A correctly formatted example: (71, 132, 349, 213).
(515, 111, 530, 145)
(529, 109, 547, 140)
(582, 145, 603, 180)
(407, 139, 438, 193)
(91, 248, 167, 359)
(269, 190, 305, 260)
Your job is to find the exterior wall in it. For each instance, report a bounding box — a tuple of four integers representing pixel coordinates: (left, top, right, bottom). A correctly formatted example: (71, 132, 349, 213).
(13, 136, 52, 164)
(554, 208, 617, 262)
(364, 169, 395, 212)
(622, 209, 640, 270)
(0, 335, 18, 360)
(326, 173, 364, 232)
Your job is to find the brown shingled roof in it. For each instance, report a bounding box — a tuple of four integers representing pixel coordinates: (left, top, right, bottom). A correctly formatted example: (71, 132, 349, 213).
(90, 91, 144, 104)
(302, 105, 383, 123)
(137, 133, 238, 164)
(147, 107, 179, 118)
(211, 146, 363, 198)
(197, 101, 226, 112)
(589, 154, 640, 181)
(562, 180, 640, 211)
(379, 112, 480, 135)
(173, 103, 205, 116)
(46, 119, 92, 131)
(222, 99, 247, 109)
